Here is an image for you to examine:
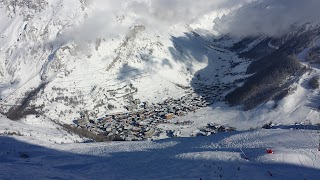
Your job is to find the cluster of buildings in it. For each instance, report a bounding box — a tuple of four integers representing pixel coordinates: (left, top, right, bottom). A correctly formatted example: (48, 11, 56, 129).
(73, 93, 210, 141)
(193, 82, 234, 103)
(192, 123, 236, 137)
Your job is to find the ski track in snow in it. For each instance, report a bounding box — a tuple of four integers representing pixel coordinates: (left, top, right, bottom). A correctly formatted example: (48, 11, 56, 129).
(1, 127, 320, 180)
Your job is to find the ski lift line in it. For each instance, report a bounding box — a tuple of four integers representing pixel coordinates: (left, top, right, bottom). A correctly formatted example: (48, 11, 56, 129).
(1, 72, 41, 102)
(280, 96, 310, 125)
(1, 49, 52, 102)
(1, 51, 104, 106)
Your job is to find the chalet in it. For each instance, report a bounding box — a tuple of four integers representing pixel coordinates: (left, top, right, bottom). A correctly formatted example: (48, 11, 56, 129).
(176, 111, 185, 116)
(132, 99, 141, 105)
(165, 113, 174, 120)
(143, 102, 149, 109)
(145, 128, 155, 137)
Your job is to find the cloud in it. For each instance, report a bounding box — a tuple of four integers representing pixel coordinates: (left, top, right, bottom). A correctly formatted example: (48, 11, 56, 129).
(52, 0, 129, 45)
(53, 0, 252, 45)
(214, 0, 320, 37)
(53, 0, 320, 44)
(130, 0, 253, 25)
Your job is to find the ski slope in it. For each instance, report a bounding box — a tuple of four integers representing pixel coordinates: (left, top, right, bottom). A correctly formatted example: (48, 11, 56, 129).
(0, 114, 82, 144)
(1, 127, 320, 179)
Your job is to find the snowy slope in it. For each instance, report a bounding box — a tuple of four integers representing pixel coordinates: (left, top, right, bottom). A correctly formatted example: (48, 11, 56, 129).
(160, 70, 320, 134)
(0, 0, 245, 123)
(0, 114, 82, 144)
(1, 1, 320, 179)
(1, 127, 320, 179)
(0, 0, 319, 142)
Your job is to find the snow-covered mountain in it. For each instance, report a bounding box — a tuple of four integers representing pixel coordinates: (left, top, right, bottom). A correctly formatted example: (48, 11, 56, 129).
(0, 0, 319, 141)
(0, 0, 239, 121)
(1, 1, 320, 179)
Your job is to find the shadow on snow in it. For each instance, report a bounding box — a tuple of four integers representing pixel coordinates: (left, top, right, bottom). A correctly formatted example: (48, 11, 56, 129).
(168, 32, 246, 107)
(1, 134, 319, 180)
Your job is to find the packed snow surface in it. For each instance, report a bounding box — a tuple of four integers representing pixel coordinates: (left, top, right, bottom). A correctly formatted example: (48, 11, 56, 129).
(1, 126, 320, 179)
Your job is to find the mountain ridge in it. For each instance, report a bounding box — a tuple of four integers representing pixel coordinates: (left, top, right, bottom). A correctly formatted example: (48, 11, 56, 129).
(0, 0, 319, 141)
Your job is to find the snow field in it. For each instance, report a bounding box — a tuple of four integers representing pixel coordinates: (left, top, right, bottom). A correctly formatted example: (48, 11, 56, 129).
(1, 128, 320, 179)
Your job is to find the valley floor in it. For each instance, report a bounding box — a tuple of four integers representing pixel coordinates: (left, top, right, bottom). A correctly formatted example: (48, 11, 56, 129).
(1, 128, 320, 180)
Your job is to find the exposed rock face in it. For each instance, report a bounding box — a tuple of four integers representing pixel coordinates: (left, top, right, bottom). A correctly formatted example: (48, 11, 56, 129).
(307, 47, 320, 64)
(0, 0, 48, 19)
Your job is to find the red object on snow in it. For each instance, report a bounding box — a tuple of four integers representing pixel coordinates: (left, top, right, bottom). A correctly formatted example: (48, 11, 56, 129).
(266, 149, 274, 154)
